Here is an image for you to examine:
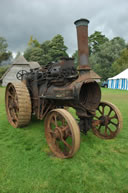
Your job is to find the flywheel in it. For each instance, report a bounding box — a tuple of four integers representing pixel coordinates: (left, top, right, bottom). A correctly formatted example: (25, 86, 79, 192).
(5, 82, 32, 128)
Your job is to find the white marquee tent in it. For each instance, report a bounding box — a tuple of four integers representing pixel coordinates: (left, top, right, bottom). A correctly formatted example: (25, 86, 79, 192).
(108, 68, 128, 90)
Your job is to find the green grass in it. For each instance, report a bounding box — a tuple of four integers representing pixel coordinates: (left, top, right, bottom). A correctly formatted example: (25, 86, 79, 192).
(0, 87, 128, 193)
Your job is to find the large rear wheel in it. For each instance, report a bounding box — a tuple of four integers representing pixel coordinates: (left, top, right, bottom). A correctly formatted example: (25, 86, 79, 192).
(45, 109, 80, 158)
(5, 82, 32, 128)
(92, 101, 123, 139)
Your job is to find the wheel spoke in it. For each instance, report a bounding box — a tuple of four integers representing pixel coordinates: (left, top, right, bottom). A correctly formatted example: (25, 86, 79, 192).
(104, 125, 108, 135)
(11, 109, 18, 121)
(62, 138, 72, 150)
(50, 115, 58, 127)
(92, 120, 101, 127)
(54, 114, 58, 127)
(14, 100, 19, 108)
(107, 126, 114, 134)
(109, 121, 118, 127)
(107, 107, 112, 116)
(49, 130, 55, 134)
(49, 130, 57, 140)
(94, 115, 100, 120)
(109, 115, 117, 120)
(8, 92, 15, 99)
(50, 118, 55, 125)
(98, 107, 102, 115)
(8, 103, 13, 109)
(61, 125, 68, 131)
(97, 124, 102, 131)
(102, 105, 105, 115)
(62, 118, 66, 126)
(17, 74, 21, 79)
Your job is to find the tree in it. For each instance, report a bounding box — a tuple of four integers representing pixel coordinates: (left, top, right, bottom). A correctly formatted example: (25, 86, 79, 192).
(0, 37, 8, 52)
(24, 36, 42, 62)
(29, 47, 46, 66)
(112, 48, 128, 75)
(48, 34, 68, 62)
(28, 36, 40, 48)
(89, 31, 109, 55)
(0, 37, 12, 65)
(24, 47, 33, 61)
(24, 47, 46, 65)
(72, 50, 78, 68)
(40, 40, 52, 65)
(89, 37, 126, 80)
(24, 34, 69, 65)
(40, 40, 51, 54)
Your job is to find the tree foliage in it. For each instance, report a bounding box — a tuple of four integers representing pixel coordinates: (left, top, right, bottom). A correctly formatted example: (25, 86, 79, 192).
(24, 34, 69, 65)
(48, 34, 68, 62)
(0, 37, 12, 65)
(89, 31, 109, 55)
(112, 48, 128, 75)
(28, 36, 40, 48)
(90, 37, 126, 80)
(72, 50, 78, 68)
(0, 66, 8, 79)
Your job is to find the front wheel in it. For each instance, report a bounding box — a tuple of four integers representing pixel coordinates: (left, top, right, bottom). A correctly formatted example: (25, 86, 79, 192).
(92, 101, 123, 139)
(44, 109, 80, 158)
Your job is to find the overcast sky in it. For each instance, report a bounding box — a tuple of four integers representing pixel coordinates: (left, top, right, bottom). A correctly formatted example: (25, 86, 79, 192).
(0, 0, 128, 56)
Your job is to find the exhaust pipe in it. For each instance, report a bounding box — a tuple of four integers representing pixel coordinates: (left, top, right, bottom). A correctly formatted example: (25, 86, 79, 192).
(74, 18, 90, 71)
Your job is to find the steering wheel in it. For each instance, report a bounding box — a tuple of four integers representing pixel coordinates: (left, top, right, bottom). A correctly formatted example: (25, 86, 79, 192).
(16, 70, 28, 80)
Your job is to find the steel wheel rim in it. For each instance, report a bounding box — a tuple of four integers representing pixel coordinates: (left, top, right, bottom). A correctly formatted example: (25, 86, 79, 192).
(92, 101, 123, 139)
(45, 109, 80, 158)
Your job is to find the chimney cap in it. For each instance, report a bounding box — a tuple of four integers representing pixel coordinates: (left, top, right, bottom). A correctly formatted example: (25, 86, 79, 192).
(74, 18, 89, 27)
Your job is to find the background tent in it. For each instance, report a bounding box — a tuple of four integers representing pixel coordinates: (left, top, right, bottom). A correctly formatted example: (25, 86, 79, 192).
(108, 68, 128, 90)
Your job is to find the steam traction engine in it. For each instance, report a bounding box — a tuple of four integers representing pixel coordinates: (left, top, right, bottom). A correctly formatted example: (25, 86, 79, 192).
(5, 19, 122, 158)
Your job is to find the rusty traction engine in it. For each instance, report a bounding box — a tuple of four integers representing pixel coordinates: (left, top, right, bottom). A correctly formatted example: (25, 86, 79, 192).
(5, 19, 123, 158)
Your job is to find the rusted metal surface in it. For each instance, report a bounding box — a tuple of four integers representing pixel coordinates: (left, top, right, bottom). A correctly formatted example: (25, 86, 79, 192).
(5, 18, 123, 158)
(5, 82, 31, 128)
(92, 101, 123, 139)
(74, 18, 90, 68)
(44, 109, 80, 158)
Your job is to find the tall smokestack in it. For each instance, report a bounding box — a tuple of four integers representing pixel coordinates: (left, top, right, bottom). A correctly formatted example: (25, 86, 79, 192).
(74, 18, 90, 70)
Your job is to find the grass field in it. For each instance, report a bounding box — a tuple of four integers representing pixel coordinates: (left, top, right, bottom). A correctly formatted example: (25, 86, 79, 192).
(0, 87, 128, 193)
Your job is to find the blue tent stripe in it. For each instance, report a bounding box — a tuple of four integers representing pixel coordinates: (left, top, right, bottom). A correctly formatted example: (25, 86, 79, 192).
(108, 78, 128, 90)
(117, 79, 119, 89)
(115, 79, 118, 89)
(121, 79, 123, 89)
(111, 80, 114, 88)
(123, 79, 125, 89)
